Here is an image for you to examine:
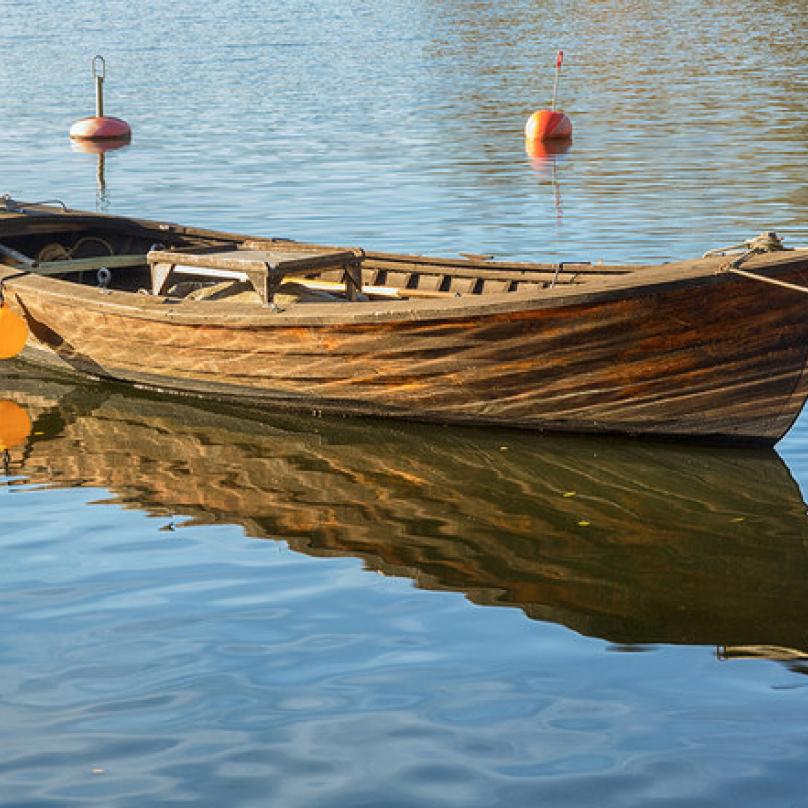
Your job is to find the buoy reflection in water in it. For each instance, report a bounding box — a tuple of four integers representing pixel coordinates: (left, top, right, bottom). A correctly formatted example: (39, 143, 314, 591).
(0, 400, 31, 451)
(71, 137, 130, 211)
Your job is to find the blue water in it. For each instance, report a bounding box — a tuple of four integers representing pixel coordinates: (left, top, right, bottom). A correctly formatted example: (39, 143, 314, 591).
(3, 0, 808, 805)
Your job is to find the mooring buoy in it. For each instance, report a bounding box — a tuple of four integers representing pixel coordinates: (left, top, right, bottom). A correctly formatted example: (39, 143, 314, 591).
(0, 298, 28, 360)
(525, 51, 572, 142)
(69, 55, 131, 143)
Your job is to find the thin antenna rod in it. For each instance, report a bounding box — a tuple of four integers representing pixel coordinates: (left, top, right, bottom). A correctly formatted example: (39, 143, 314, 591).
(551, 50, 563, 111)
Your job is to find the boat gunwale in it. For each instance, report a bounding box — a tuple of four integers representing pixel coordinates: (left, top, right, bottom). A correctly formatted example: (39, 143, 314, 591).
(2, 203, 808, 329)
(2, 249, 807, 328)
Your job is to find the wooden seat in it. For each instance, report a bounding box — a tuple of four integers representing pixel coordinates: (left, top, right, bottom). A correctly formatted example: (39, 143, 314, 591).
(32, 254, 148, 276)
(148, 244, 365, 304)
(0, 240, 147, 276)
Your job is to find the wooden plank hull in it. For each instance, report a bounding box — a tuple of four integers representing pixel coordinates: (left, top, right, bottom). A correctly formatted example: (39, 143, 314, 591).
(3, 204, 808, 444)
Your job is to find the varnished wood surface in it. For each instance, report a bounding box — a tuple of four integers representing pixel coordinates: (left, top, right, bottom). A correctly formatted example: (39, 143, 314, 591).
(3, 368, 808, 651)
(3, 203, 808, 443)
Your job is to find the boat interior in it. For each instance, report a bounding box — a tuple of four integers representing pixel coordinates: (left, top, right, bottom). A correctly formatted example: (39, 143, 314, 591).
(0, 205, 637, 305)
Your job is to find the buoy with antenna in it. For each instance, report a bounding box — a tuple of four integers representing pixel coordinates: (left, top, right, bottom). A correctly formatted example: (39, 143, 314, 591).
(69, 56, 131, 143)
(525, 51, 572, 142)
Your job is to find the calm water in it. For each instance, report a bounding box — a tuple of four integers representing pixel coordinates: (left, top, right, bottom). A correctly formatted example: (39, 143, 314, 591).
(2, 0, 808, 805)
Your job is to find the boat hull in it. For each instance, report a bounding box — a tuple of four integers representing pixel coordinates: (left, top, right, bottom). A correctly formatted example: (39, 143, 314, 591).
(8, 259, 808, 445)
(3, 205, 808, 444)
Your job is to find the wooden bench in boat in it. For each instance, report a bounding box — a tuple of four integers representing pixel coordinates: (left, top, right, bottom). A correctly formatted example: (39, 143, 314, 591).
(147, 243, 365, 304)
(29, 254, 148, 276)
(0, 241, 148, 276)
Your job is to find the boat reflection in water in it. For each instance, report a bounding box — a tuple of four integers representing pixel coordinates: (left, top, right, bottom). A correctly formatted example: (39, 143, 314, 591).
(2, 363, 808, 666)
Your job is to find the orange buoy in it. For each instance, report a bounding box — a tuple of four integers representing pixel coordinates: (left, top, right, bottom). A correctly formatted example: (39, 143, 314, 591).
(0, 301, 28, 360)
(525, 50, 572, 142)
(69, 55, 131, 143)
(0, 400, 32, 451)
(525, 109, 572, 141)
(70, 116, 131, 141)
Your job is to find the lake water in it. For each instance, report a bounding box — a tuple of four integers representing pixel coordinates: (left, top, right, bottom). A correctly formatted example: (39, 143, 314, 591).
(2, 0, 808, 805)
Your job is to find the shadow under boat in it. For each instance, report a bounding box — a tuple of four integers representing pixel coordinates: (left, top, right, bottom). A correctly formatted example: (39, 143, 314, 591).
(2, 362, 808, 659)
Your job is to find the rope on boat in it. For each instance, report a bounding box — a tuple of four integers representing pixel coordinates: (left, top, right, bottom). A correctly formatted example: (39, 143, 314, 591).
(702, 231, 786, 258)
(0, 273, 26, 305)
(704, 231, 808, 295)
(727, 267, 808, 295)
(0, 271, 40, 311)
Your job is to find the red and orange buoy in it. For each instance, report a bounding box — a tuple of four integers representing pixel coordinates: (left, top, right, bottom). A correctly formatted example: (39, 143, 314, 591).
(69, 56, 131, 144)
(525, 51, 572, 142)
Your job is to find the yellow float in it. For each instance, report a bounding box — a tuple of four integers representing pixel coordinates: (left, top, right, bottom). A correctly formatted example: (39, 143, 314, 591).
(0, 301, 28, 360)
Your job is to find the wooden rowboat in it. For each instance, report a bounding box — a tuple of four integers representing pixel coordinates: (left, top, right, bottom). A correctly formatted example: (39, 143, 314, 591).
(1, 196, 808, 445)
